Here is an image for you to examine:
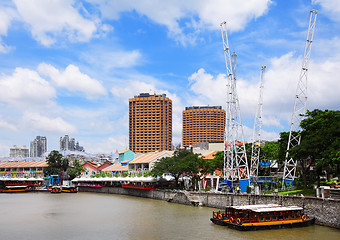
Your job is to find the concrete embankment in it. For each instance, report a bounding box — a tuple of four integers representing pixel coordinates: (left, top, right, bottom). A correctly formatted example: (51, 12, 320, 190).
(79, 186, 340, 229)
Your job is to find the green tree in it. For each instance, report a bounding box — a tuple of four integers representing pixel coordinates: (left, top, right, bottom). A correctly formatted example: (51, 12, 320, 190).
(45, 150, 69, 177)
(290, 109, 340, 188)
(151, 149, 203, 187)
(68, 159, 85, 180)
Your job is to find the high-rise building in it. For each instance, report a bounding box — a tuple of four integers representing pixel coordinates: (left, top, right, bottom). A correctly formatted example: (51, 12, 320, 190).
(129, 93, 172, 153)
(9, 145, 29, 157)
(182, 106, 226, 148)
(30, 136, 47, 157)
(60, 135, 85, 152)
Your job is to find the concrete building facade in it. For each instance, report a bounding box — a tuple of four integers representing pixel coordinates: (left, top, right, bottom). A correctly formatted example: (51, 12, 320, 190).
(30, 136, 47, 157)
(129, 93, 172, 153)
(9, 145, 29, 157)
(182, 106, 226, 148)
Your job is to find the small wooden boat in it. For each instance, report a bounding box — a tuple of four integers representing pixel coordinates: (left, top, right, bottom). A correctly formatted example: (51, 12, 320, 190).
(0, 185, 29, 193)
(61, 186, 78, 193)
(211, 204, 315, 231)
(50, 186, 62, 193)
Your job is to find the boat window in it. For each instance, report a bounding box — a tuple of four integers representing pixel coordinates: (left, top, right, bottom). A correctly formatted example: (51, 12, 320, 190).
(265, 216, 271, 221)
(259, 216, 264, 222)
(278, 215, 284, 220)
(291, 213, 295, 219)
(297, 212, 301, 218)
(273, 215, 278, 221)
(284, 214, 289, 220)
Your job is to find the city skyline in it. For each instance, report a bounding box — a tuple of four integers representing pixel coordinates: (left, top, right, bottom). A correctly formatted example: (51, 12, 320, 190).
(0, 0, 339, 156)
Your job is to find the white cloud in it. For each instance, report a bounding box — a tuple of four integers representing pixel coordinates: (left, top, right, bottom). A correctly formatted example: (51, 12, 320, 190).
(0, 6, 16, 53)
(314, 0, 340, 22)
(38, 63, 107, 98)
(0, 67, 56, 108)
(0, 117, 17, 131)
(22, 112, 77, 134)
(88, 0, 271, 45)
(13, 0, 104, 46)
(188, 68, 227, 106)
(81, 49, 142, 70)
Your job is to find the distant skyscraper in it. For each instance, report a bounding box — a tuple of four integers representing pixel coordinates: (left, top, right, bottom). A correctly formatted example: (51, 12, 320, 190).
(30, 136, 47, 157)
(10, 145, 29, 157)
(60, 135, 85, 152)
(129, 93, 172, 153)
(182, 106, 226, 148)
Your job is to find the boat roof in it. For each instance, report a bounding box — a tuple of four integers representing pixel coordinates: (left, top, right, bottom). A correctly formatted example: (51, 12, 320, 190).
(228, 204, 280, 210)
(253, 206, 303, 213)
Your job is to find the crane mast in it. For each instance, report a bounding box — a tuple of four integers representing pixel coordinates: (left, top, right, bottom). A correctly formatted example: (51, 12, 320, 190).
(220, 21, 250, 192)
(282, 10, 317, 188)
(250, 66, 266, 178)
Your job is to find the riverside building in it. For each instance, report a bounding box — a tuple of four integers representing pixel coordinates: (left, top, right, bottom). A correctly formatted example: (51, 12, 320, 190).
(129, 93, 172, 153)
(182, 106, 226, 148)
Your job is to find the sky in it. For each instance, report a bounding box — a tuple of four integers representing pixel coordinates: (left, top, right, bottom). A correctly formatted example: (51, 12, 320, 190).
(0, 0, 339, 157)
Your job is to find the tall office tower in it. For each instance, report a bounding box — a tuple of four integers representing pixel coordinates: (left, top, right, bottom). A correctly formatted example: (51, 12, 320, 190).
(60, 135, 70, 151)
(9, 145, 29, 157)
(30, 136, 47, 157)
(129, 93, 172, 153)
(182, 106, 226, 148)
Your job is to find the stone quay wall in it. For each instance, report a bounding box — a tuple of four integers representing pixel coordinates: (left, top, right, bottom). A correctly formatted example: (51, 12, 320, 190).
(79, 186, 340, 229)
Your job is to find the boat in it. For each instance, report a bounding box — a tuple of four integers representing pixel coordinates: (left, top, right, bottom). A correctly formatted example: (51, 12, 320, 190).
(211, 204, 315, 231)
(122, 183, 158, 190)
(0, 185, 30, 193)
(50, 186, 62, 193)
(61, 186, 78, 193)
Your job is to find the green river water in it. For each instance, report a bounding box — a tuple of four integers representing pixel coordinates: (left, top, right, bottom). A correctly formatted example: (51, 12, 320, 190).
(0, 192, 339, 240)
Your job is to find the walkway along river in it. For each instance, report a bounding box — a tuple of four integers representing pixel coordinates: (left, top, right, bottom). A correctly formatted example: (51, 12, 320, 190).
(0, 192, 339, 240)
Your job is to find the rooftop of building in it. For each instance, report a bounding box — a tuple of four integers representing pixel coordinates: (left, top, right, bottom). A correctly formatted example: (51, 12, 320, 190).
(133, 93, 167, 98)
(185, 106, 223, 110)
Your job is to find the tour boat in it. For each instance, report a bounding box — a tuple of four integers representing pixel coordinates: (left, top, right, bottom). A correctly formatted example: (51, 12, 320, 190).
(50, 186, 62, 193)
(0, 185, 30, 193)
(61, 186, 78, 193)
(211, 204, 315, 231)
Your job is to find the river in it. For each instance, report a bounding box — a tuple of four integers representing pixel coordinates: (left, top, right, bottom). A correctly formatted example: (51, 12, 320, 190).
(0, 192, 339, 240)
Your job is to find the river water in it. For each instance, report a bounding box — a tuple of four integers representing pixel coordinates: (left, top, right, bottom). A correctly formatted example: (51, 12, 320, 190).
(0, 192, 339, 240)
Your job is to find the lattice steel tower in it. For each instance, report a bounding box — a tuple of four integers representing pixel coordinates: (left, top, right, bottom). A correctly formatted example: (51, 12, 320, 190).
(221, 21, 250, 191)
(282, 10, 317, 188)
(250, 66, 266, 178)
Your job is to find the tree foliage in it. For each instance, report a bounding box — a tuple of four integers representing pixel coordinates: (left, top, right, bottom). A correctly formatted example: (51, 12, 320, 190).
(68, 159, 85, 180)
(290, 109, 340, 187)
(45, 150, 69, 177)
(151, 149, 204, 186)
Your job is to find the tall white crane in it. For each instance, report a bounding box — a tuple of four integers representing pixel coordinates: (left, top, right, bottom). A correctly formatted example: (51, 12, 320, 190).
(282, 10, 317, 188)
(250, 66, 266, 178)
(221, 21, 250, 192)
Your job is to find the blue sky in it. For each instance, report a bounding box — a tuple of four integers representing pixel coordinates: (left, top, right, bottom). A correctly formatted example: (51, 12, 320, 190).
(0, 0, 339, 156)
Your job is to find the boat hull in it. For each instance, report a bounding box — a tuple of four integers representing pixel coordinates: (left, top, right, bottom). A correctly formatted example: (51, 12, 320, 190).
(210, 217, 315, 231)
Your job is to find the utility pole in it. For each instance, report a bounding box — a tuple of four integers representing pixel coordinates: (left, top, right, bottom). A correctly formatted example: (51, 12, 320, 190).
(221, 21, 250, 192)
(282, 10, 317, 189)
(251, 66, 266, 179)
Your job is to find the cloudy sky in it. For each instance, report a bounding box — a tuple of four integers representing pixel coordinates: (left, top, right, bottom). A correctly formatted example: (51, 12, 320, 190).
(0, 0, 339, 156)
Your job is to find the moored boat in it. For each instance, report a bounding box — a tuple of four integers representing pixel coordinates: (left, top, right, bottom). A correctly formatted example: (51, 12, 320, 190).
(50, 186, 62, 193)
(61, 186, 78, 193)
(211, 204, 315, 231)
(122, 183, 157, 190)
(0, 185, 30, 193)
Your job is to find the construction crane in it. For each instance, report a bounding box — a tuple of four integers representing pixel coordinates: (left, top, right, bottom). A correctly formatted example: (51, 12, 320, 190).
(220, 21, 250, 192)
(282, 10, 317, 189)
(250, 66, 266, 178)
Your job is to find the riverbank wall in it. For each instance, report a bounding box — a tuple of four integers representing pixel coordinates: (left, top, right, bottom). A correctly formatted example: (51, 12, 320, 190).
(79, 186, 340, 229)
